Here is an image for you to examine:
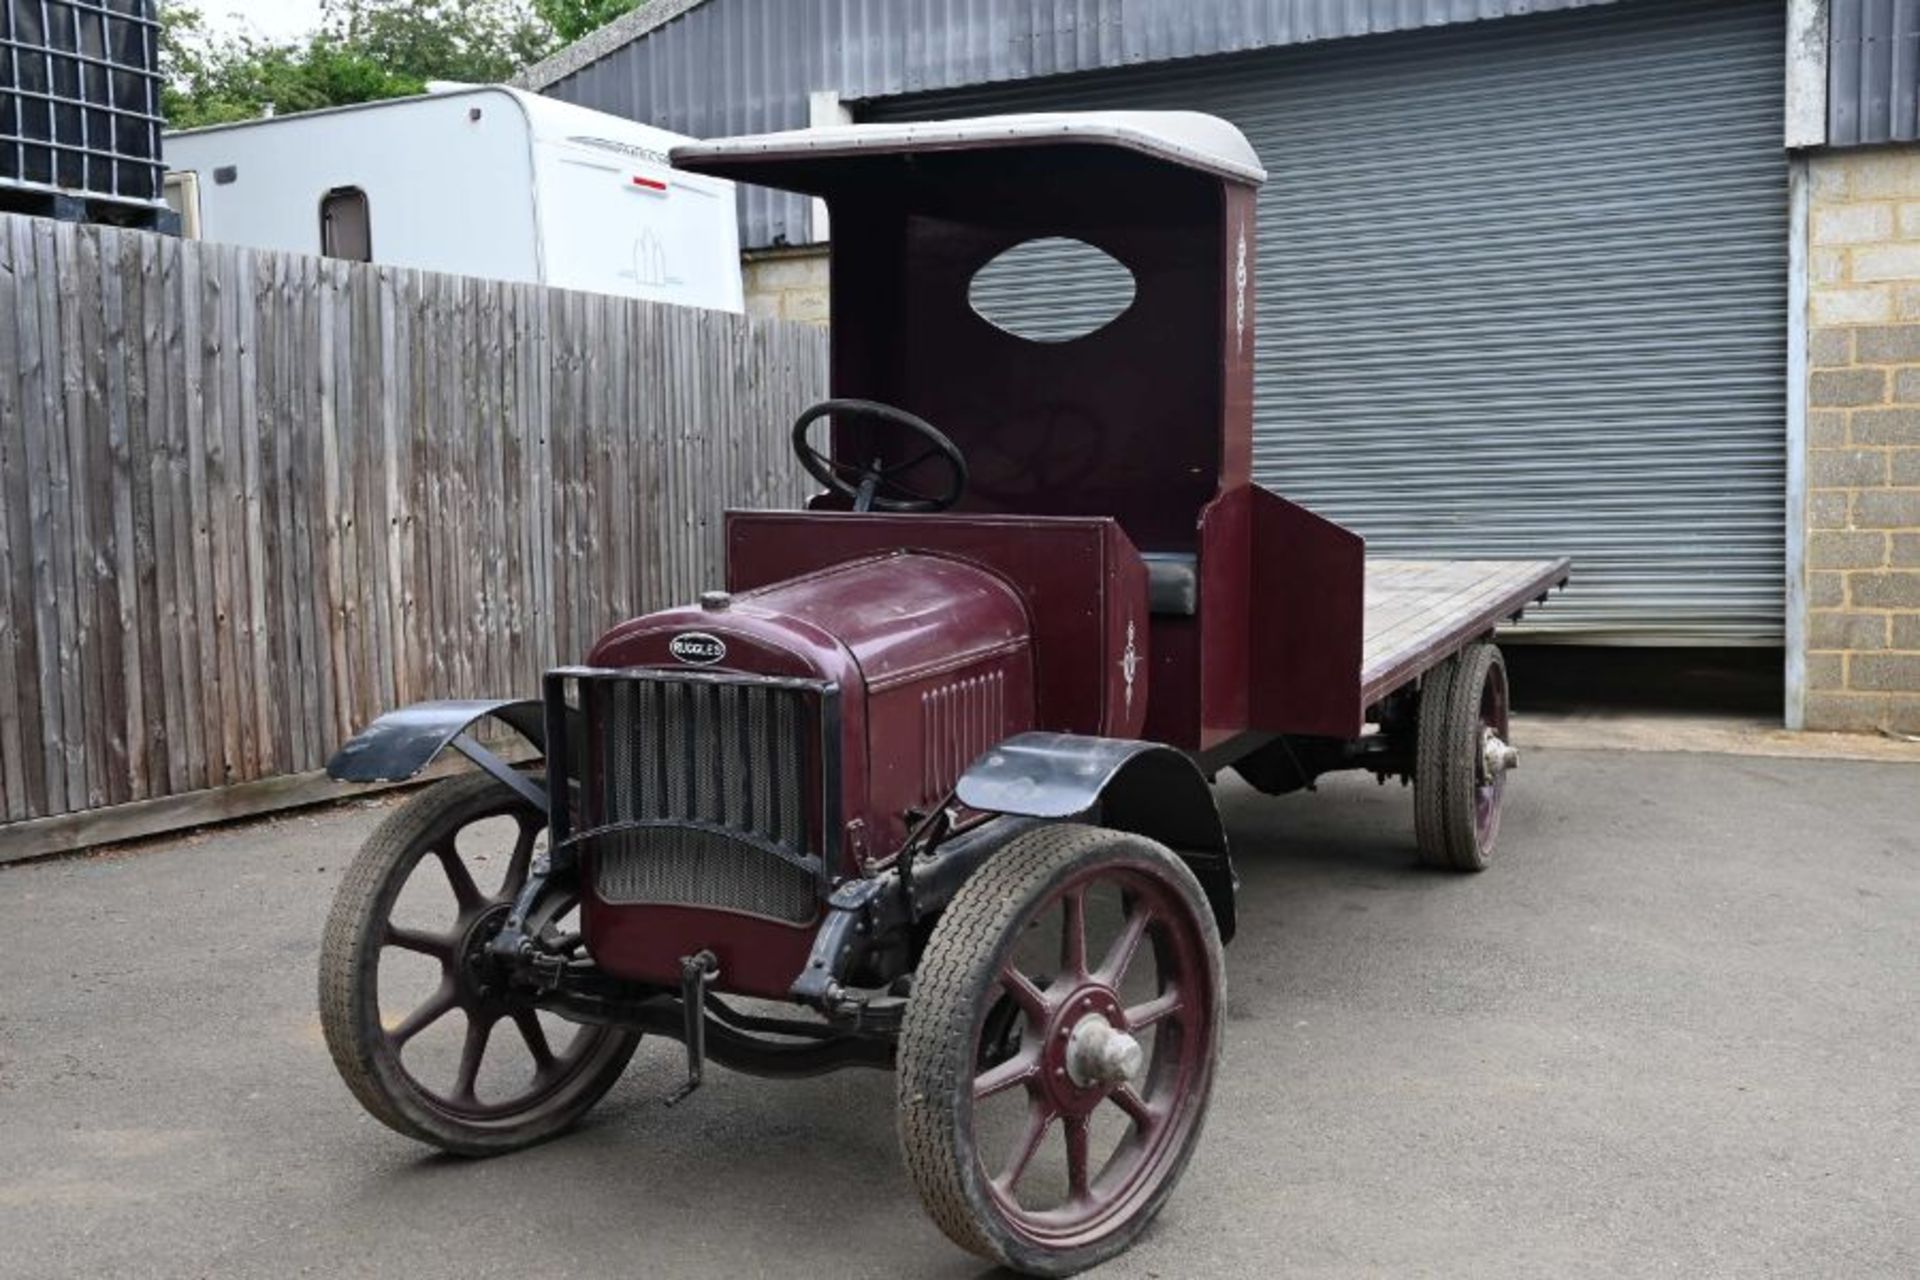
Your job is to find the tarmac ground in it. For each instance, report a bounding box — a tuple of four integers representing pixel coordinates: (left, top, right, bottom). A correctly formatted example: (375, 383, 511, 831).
(1, 743, 1915, 1278)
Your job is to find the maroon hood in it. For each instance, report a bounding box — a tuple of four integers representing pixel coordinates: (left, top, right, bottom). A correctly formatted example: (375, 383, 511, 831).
(586, 550, 1029, 690)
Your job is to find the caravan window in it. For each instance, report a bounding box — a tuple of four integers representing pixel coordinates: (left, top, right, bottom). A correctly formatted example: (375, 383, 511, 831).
(320, 187, 372, 262)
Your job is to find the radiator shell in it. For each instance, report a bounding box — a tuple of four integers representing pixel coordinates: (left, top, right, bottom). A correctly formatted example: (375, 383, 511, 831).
(573, 550, 1034, 995)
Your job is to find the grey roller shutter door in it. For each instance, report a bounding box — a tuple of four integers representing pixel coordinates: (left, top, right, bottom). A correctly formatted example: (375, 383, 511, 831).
(870, 0, 1787, 643)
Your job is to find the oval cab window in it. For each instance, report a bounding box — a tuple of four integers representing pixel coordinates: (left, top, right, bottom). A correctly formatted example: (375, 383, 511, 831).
(969, 237, 1137, 343)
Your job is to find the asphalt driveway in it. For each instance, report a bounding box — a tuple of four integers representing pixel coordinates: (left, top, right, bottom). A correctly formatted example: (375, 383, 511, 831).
(1, 746, 1915, 1278)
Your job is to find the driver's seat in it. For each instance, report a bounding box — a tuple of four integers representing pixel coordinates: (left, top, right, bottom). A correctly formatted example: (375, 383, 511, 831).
(1141, 552, 1198, 617)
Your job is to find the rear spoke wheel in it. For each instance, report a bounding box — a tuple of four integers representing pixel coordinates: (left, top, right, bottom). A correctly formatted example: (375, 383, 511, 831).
(1414, 643, 1512, 871)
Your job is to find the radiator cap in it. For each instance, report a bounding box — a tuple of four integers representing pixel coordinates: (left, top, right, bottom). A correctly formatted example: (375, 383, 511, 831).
(699, 590, 732, 612)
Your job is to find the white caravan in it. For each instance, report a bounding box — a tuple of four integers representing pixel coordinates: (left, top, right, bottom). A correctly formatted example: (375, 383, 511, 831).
(164, 86, 744, 313)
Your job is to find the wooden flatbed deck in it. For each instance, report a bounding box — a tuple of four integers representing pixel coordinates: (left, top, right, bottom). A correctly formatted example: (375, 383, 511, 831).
(1361, 558, 1571, 706)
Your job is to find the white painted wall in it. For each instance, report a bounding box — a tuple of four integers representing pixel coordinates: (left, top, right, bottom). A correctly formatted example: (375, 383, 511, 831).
(165, 87, 743, 313)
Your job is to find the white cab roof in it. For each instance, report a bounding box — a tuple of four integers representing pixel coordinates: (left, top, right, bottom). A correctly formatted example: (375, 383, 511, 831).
(672, 110, 1267, 185)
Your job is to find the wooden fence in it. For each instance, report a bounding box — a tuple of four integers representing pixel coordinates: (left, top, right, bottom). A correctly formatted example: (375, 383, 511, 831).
(0, 213, 825, 858)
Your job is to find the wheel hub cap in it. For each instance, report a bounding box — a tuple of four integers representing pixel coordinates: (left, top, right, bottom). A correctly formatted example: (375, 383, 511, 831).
(1479, 728, 1519, 782)
(1065, 1014, 1144, 1089)
(458, 903, 513, 1001)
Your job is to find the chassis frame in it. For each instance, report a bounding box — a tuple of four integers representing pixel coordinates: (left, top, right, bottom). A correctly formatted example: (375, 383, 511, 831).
(334, 691, 1238, 1064)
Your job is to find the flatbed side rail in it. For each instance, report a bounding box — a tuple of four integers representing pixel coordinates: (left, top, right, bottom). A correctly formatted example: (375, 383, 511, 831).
(1359, 557, 1571, 709)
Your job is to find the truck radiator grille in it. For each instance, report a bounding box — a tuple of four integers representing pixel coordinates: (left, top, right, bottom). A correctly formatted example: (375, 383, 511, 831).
(597, 678, 811, 848)
(592, 825, 817, 923)
(557, 671, 830, 924)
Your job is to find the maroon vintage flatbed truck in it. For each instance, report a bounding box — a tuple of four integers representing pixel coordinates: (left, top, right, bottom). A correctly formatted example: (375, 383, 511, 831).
(319, 111, 1568, 1276)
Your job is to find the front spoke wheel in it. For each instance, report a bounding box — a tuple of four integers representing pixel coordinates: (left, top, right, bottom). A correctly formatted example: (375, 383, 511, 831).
(319, 772, 642, 1157)
(898, 824, 1225, 1277)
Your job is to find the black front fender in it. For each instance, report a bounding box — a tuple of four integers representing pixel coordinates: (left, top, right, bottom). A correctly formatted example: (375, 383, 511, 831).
(326, 699, 547, 785)
(955, 732, 1238, 942)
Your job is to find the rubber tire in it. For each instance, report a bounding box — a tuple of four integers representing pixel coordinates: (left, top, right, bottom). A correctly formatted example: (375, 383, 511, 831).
(1413, 657, 1457, 865)
(897, 824, 1225, 1278)
(1415, 644, 1506, 872)
(318, 772, 642, 1157)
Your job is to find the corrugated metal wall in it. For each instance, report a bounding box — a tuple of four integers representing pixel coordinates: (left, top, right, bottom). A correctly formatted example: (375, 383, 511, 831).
(875, 0, 1788, 642)
(1829, 0, 1920, 146)
(542, 0, 1623, 248)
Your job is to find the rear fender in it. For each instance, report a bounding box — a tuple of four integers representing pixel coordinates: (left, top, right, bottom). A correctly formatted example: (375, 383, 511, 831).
(326, 699, 548, 811)
(955, 732, 1237, 941)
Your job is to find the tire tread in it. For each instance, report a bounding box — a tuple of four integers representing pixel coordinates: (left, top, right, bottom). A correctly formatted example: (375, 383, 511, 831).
(1437, 644, 1504, 872)
(1413, 660, 1458, 867)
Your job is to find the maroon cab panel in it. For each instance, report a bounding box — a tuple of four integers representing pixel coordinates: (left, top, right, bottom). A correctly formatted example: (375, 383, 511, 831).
(1245, 486, 1366, 738)
(1142, 483, 1365, 750)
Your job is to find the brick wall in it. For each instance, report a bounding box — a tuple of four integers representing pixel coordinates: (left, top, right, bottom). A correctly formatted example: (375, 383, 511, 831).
(1805, 150, 1920, 734)
(742, 245, 830, 325)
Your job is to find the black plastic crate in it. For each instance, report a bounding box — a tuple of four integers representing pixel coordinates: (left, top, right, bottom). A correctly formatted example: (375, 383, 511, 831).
(0, 0, 164, 205)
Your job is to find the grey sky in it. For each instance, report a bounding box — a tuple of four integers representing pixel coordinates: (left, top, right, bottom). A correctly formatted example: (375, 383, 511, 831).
(203, 0, 324, 42)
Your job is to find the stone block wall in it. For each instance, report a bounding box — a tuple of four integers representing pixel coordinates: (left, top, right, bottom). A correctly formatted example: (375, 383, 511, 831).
(742, 245, 830, 325)
(1805, 150, 1920, 733)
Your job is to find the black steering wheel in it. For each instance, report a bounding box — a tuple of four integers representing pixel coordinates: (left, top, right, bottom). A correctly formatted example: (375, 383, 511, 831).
(791, 398, 969, 513)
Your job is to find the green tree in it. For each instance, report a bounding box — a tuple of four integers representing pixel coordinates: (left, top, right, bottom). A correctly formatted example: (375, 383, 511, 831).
(532, 0, 643, 44)
(160, 0, 593, 129)
(329, 0, 553, 85)
(161, 6, 421, 128)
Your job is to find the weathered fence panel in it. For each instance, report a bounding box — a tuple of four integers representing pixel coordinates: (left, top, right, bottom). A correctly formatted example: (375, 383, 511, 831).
(0, 213, 824, 853)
